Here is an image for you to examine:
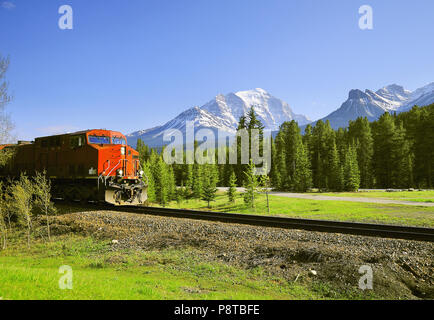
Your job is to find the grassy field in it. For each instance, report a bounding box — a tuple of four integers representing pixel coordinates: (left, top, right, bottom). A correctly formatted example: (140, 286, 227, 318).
(165, 192, 434, 228)
(318, 190, 434, 203)
(0, 234, 369, 300)
(1, 190, 432, 300)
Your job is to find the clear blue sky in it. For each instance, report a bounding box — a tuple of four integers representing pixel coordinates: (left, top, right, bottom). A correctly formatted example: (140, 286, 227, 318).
(1, 0, 433, 141)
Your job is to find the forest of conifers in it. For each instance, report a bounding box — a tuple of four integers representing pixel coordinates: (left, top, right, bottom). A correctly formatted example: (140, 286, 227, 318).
(136, 104, 434, 204)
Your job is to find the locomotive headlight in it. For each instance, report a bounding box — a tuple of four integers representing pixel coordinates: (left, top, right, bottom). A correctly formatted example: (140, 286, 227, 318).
(117, 169, 123, 177)
(121, 147, 126, 155)
(139, 170, 144, 177)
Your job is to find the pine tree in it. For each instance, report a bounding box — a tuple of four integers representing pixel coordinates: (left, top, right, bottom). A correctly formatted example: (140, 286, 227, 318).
(273, 132, 286, 189)
(201, 164, 219, 208)
(184, 164, 194, 199)
(348, 117, 374, 188)
(328, 140, 343, 191)
(372, 113, 396, 187)
(234, 106, 265, 186)
(372, 113, 412, 188)
(227, 170, 237, 203)
(141, 161, 156, 203)
(294, 138, 313, 192)
(192, 163, 202, 199)
(335, 127, 348, 166)
(167, 166, 177, 201)
(152, 156, 170, 206)
(343, 144, 360, 191)
(243, 160, 259, 208)
(273, 121, 312, 192)
(402, 105, 434, 188)
(311, 120, 335, 190)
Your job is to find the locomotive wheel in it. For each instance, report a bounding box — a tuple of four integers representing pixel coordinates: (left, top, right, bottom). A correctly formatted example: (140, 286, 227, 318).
(114, 190, 122, 204)
(88, 187, 100, 203)
(59, 185, 73, 202)
(78, 186, 92, 204)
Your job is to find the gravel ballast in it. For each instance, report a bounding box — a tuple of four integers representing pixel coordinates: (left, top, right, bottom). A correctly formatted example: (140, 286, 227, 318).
(52, 209, 434, 299)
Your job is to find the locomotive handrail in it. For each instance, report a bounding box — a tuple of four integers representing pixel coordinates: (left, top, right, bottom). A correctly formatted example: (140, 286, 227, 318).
(106, 158, 130, 178)
(102, 159, 110, 175)
(106, 159, 122, 177)
(134, 159, 142, 177)
(98, 159, 111, 188)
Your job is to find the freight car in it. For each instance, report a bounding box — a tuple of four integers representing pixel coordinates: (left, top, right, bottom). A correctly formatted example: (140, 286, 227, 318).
(0, 129, 147, 205)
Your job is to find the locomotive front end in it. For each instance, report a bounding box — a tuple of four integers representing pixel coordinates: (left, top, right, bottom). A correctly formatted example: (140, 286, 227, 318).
(89, 130, 148, 206)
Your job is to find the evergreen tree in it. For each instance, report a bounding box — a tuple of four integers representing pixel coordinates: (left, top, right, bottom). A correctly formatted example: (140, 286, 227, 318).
(372, 113, 412, 188)
(335, 127, 348, 166)
(184, 164, 194, 199)
(243, 160, 259, 208)
(348, 117, 374, 188)
(269, 136, 280, 188)
(151, 155, 170, 206)
(343, 144, 360, 191)
(404, 105, 434, 188)
(227, 170, 237, 203)
(192, 163, 203, 198)
(311, 120, 335, 190)
(274, 121, 312, 191)
(167, 165, 177, 201)
(201, 164, 219, 208)
(234, 106, 265, 186)
(142, 161, 156, 203)
(136, 139, 151, 163)
(328, 140, 343, 191)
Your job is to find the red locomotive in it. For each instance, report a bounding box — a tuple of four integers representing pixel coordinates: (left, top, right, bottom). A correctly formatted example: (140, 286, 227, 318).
(0, 129, 147, 205)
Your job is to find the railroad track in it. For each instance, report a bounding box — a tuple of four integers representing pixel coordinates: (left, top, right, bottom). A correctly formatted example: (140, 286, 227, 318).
(85, 203, 434, 242)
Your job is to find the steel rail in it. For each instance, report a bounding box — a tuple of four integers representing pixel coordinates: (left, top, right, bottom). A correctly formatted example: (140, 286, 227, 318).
(93, 204, 434, 242)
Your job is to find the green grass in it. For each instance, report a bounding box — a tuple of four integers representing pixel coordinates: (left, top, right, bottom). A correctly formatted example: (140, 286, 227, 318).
(165, 192, 434, 228)
(0, 235, 365, 300)
(318, 190, 434, 203)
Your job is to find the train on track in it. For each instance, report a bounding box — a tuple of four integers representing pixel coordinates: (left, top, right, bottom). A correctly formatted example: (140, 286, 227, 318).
(0, 129, 147, 205)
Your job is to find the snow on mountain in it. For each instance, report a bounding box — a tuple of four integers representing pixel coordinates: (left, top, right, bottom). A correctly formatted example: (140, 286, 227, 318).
(127, 83, 434, 147)
(127, 88, 310, 147)
(397, 82, 434, 113)
(309, 83, 434, 130)
(375, 84, 412, 105)
(409, 82, 434, 101)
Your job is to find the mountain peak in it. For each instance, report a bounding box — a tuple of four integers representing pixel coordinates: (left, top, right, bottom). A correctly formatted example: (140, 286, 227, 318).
(310, 82, 434, 130)
(384, 83, 404, 90)
(254, 88, 268, 94)
(348, 89, 368, 100)
(376, 83, 409, 95)
(128, 88, 311, 147)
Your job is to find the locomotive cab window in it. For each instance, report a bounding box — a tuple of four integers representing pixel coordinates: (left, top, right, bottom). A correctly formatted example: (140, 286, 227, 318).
(88, 135, 110, 144)
(112, 137, 126, 145)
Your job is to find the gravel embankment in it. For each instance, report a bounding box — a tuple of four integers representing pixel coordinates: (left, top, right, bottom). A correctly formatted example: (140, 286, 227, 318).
(52, 210, 434, 299)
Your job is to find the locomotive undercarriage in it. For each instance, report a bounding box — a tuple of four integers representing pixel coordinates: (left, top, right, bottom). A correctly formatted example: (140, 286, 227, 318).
(51, 178, 147, 206)
(104, 177, 147, 206)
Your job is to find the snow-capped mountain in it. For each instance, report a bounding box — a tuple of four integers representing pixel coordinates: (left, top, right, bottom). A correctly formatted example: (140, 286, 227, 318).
(310, 83, 434, 130)
(398, 82, 434, 113)
(128, 88, 310, 147)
